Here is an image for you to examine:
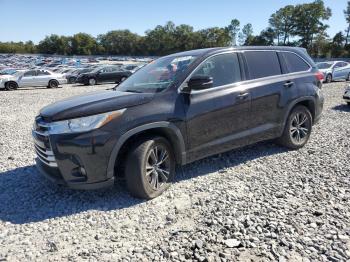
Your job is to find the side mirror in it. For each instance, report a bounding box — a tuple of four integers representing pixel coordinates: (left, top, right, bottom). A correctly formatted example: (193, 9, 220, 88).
(186, 75, 213, 91)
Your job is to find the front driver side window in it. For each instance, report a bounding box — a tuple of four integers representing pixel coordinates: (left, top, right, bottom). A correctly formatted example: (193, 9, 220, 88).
(24, 71, 36, 77)
(334, 62, 343, 68)
(192, 53, 241, 88)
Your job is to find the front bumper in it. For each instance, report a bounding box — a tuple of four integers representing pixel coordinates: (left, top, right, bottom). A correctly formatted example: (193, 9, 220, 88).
(343, 90, 350, 102)
(75, 76, 88, 84)
(35, 158, 115, 190)
(58, 78, 67, 85)
(32, 121, 118, 190)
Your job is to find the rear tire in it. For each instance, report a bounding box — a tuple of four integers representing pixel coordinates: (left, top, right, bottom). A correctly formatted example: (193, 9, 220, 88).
(276, 105, 312, 150)
(48, 80, 59, 88)
(5, 82, 18, 91)
(347, 73, 350, 81)
(125, 137, 175, 199)
(88, 78, 96, 85)
(347, 102, 350, 106)
(325, 74, 332, 83)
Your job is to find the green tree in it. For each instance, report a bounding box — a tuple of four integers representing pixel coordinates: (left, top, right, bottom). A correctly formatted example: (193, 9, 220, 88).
(330, 32, 345, 57)
(227, 19, 240, 46)
(247, 28, 276, 46)
(197, 27, 231, 48)
(70, 33, 97, 55)
(98, 30, 141, 55)
(238, 23, 253, 45)
(344, 1, 350, 45)
(292, 0, 331, 50)
(269, 5, 295, 45)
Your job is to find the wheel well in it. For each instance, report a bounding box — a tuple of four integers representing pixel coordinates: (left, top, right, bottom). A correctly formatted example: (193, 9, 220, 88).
(5, 81, 18, 87)
(113, 128, 183, 178)
(294, 100, 316, 122)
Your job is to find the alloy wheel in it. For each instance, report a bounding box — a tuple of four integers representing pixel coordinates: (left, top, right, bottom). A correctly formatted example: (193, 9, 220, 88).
(290, 112, 310, 144)
(145, 145, 170, 190)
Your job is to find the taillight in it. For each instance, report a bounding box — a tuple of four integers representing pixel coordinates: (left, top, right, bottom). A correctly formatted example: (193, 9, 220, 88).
(315, 71, 324, 81)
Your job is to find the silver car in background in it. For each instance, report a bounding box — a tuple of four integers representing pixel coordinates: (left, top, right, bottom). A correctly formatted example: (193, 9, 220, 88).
(0, 69, 67, 90)
(316, 61, 350, 83)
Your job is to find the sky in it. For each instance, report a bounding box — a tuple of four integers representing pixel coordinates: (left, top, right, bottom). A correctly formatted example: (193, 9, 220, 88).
(0, 0, 348, 43)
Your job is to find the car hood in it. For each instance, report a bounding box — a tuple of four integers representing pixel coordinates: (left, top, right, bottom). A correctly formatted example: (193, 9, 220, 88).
(40, 90, 154, 122)
(0, 74, 15, 80)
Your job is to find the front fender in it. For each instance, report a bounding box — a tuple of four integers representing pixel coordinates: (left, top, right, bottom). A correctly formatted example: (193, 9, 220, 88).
(106, 121, 186, 179)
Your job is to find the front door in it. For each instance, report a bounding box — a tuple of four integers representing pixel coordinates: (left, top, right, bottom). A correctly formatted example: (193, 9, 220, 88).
(19, 70, 37, 87)
(333, 62, 349, 80)
(184, 52, 251, 162)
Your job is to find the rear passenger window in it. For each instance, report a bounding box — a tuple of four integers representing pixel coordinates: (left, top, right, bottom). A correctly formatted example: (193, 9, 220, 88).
(37, 70, 50, 76)
(245, 51, 281, 79)
(192, 53, 241, 88)
(281, 52, 310, 73)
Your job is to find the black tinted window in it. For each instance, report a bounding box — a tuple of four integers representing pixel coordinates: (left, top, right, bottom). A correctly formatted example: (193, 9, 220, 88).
(282, 52, 310, 73)
(334, 62, 343, 68)
(245, 51, 281, 79)
(192, 53, 241, 88)
(37, 70, 50, 76)
(24, 70, 36, 77)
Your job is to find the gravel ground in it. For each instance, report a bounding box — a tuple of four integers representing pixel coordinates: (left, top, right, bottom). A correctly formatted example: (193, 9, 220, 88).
(0, 82, 349, 262)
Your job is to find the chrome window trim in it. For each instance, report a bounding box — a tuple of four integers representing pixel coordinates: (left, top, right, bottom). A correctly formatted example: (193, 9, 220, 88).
(178, 49, 313, 95)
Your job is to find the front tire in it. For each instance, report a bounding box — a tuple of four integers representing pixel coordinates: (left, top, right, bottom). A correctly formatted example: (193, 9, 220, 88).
(5, 82, 18, 91)
(276, 105, 312, 150)
(68, 77, 76, 84)
(125, 137, 175, 199)
(325, 74, 332, 83)
(48, 80, 59, 88)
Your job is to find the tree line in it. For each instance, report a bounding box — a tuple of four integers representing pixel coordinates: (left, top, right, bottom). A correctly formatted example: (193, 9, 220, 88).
(1, 0, 350, 58)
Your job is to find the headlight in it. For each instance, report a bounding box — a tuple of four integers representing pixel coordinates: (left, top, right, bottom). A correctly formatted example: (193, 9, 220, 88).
(48, 109, 125, 134)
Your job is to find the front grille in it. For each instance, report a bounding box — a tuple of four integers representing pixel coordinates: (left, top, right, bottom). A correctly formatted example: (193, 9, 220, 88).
(33, 117, 57, 168)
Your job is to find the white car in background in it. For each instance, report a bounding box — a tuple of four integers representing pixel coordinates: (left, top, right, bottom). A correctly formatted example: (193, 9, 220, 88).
(0, 69, 67, 90)
(316, 61, 350, 83)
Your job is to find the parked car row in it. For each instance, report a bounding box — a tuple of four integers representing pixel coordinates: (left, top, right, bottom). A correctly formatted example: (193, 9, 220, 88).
(0, 54, 147, 90)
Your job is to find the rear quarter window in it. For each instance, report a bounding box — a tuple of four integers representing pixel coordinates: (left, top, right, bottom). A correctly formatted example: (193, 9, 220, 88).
(281, 52, 311, 73)
(244, 51, 281, 79)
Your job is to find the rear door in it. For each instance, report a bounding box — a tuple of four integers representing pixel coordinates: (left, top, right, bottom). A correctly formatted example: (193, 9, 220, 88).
(184, 52, 251, 161)
(35, 70, 51, 86)
(243, 50, 297, 142)
(96, 67, 112, 82)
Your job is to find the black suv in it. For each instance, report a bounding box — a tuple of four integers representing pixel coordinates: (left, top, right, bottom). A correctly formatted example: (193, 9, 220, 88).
(75, 65, 132, 85)
(33, 47, 324, 199)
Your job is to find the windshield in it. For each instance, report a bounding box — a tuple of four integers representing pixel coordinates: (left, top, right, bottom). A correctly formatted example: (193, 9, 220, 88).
(0, 69, 18, 75)
(317, 62, 333, 69)
(116, 55, 197, 93)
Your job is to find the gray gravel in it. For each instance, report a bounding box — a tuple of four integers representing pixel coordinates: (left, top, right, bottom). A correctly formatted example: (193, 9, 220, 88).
(0, 82, 349, 261)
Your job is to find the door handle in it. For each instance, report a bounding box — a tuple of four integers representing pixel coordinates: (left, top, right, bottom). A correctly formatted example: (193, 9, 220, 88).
(237, 92, 249, 100)
(284, 81, 294, 88)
